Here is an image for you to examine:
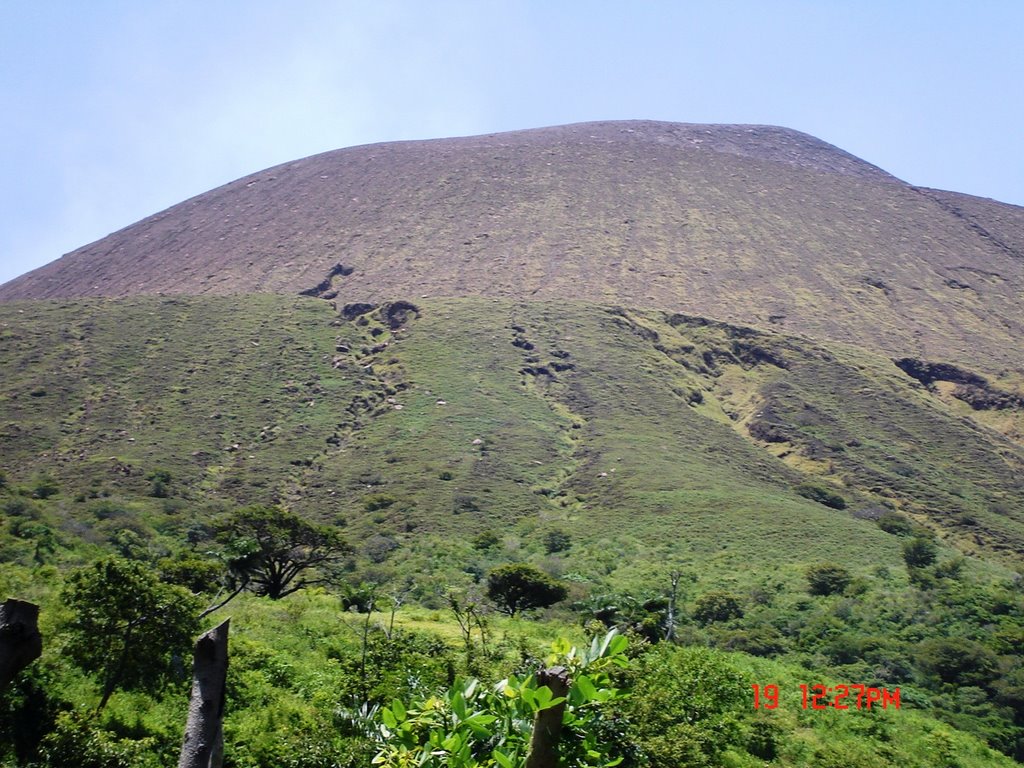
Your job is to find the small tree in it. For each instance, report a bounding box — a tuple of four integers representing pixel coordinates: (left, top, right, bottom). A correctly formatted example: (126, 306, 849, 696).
(218, 505, 350, 601)
(472, 530, 500, 551)
(486, 563, 567, 616)
(805, 563, 852, 596)
(147, 469, 172, 498)
(61, 557, 200, 710)
(693, 591, 744, 624)
(902, 536, 938, 569)
(543, 529, 572, 554)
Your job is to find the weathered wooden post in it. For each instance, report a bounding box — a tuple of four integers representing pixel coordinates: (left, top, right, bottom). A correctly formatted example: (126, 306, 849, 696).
(524, 666, 571, 768)
(178, 619, 230, 768)
(0, 598, 42, 688)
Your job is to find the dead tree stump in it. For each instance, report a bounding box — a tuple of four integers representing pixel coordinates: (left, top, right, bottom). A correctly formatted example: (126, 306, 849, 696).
(178, 619, 230, 768)
(524, 665, 571, 768)
(0, 599, 42, 688)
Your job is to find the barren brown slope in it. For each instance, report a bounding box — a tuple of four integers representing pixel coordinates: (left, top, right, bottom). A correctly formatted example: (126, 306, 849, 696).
(2, 120, 1022, 373)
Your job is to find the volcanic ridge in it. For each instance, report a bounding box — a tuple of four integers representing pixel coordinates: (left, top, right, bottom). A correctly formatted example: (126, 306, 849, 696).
(2, 120, 1022, 375)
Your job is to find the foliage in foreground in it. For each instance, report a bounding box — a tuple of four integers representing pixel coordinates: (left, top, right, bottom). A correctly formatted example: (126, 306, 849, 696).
(61, 557, 200, 711)
(373, 631, 630, 768)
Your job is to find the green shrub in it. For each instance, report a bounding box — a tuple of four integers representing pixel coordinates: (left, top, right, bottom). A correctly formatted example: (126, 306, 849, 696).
(805, 563, 852, 596)
(31, 477, 59, 500)
(363, 493, 398, 512)
(623, 645, 747, 767)
(61, 557, 200, 710)
(472, 530, 499, 551)
(693, 591, 744, 624)
(373, 631, 630, 767)
(157, 553, 223, 593)
(746, 716, 784, 761)
(3, 497, 39, 518)
(146, 469, 172, 498)
(543, 528, 572, 554)
(717, 626, 786, 657)
(903, 536, 938, 569)
(40, 711, 162, 768)
(795, 482, 846, 509)
(917, 638, 999, 686)
(877, 511, 915, 536)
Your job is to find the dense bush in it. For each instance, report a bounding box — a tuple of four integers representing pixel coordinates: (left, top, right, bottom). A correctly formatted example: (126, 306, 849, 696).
(805, 563, 853, 596)
(917, 637, 999, 686)
(693, 591, 744, 624)
(716, 625, 787, 657)
(373, 631, 630, 767)
(472, 530, 500, 551)
(543, 529, 572, 554)
(903, 536, 938, 569)
(621, 645, 748, 767)
(61, 557, 200, 710)
(795, 482, 846, 509)
(877, 511, 915, 536)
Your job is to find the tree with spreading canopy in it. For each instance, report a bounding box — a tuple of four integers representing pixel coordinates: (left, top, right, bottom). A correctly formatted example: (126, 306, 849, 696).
(216, 505, 350, 602)
(485, 563, 567, 616)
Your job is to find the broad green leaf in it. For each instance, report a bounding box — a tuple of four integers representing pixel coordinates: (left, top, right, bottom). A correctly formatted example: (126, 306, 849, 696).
(451, 690, 468, 720)
(519, 686, 536, 710)
(607, 634, 628, 657)
(391, 698, 407, 722)
(534, 686, 552, 709)
(575, 674, 598, 701)
(442, 732, 463, 752)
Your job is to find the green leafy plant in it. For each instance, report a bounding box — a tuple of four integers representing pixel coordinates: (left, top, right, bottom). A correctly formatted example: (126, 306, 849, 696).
(903, 536, 938, 569)
(543, 529, 572, 554)
(373, 630, 630, 767)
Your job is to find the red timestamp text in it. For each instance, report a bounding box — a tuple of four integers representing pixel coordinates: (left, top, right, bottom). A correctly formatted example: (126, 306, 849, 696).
(752, 684, 900, 710)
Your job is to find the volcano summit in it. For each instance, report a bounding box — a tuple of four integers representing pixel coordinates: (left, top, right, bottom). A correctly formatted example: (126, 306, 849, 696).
(3, 120, 1022, 373)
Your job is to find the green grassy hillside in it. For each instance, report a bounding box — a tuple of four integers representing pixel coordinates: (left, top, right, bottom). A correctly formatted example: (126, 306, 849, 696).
(2, 295, 1021, 578)
(3, 294, 1024, 766)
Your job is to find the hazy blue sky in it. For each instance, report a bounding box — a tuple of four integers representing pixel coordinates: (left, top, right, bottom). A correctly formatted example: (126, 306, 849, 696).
(2, 1, 1022, 286)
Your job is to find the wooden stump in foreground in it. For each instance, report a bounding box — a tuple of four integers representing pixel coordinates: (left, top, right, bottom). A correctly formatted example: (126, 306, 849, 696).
(0, 598, 42, 689)
(178, 619, 230, 768)
(524, 666, 571, 768)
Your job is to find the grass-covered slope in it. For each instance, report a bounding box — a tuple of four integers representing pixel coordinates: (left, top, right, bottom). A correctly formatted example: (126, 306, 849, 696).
(2, 295, 1022, 577)
(3, 294, 1024, 766)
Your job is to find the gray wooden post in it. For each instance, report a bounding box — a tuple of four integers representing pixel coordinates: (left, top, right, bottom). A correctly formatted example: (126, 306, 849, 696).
(178, 619, 230, 768)
(0, 599, 42, 688)
(524, 666, 571, 768)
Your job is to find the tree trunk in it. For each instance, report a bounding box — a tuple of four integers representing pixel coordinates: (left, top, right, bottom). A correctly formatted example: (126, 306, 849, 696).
(179, 619, 230, 768)
(665, 570, 680, 642)
(524, 666, 571, 768)
(0, 599, 42, 689)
